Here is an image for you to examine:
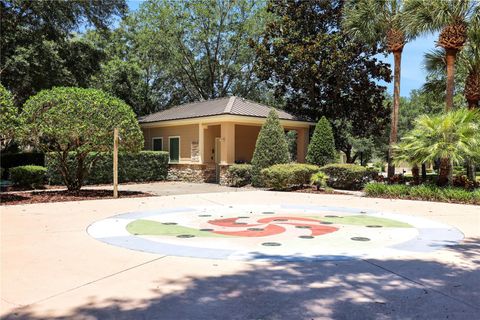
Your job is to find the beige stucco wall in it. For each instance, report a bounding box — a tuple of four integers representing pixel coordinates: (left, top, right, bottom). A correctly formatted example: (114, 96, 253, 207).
(141, 116, 311, 165)
(142, 124, 199, 163)
(235, 125, 260, 163)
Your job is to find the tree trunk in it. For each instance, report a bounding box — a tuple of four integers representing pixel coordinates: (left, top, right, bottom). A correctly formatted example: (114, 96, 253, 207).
(467, 100, 478, 110)
(466, 159, 476, 182)
(388, 49, 402, 178)
(411, 164, 420, 185)
(445, 48, 457, 112)
(421, 163, 427, 183)
(437, 158, 451, 186)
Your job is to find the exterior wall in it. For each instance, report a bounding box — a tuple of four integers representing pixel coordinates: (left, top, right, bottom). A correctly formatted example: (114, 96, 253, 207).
(167, 164, 216, 183)
(235, 125, 260, 163)
(293, 126, 310, 163)
(143, 124, 199, 163)
(218, 164, 231, 186)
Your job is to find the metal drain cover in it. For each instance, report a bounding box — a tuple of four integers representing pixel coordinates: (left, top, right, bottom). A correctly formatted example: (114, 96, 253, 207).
(299, 236, 314, 239)
(351, 237, 370, 241)
(262, 242, 281, 246)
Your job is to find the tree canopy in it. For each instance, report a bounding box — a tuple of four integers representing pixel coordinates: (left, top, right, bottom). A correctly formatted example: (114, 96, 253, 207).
(0, 84, 18, 150)
(18, 87, 143, 190)
(0, 0, 126, 105)
(253, 0, 391, 162)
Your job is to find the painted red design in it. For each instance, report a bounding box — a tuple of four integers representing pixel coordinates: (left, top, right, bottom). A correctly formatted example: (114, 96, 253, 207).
(208, 216, 338, 237)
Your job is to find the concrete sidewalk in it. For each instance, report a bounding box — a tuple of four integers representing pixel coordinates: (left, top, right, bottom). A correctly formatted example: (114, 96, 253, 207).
(1, 191, 479, 319)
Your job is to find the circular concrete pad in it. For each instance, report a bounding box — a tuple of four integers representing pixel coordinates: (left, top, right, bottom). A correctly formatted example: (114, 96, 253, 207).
(87, 204, 464, 261)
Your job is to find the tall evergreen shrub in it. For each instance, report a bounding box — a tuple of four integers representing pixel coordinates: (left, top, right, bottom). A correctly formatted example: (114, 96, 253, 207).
(306, 116, 336, 166)
(251, 109, 290, 186)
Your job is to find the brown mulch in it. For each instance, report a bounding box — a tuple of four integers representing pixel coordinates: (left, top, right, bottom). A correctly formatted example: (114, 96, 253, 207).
(294, 187, 346, 195)
(0, 189, 153, 206)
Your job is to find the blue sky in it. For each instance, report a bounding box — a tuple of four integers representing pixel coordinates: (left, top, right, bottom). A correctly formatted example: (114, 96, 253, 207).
(377, 33, 439, 97)
(126, 0, 437, 98)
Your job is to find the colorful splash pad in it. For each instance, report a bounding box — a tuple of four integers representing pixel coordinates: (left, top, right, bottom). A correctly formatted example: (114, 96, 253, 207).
(87, 204, 463, 261)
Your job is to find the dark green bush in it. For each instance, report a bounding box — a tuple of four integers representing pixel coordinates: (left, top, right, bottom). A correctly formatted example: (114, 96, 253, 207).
(251, 109, 290, 186)
(228, 164, 253, 187)
(306, 116, 336, 166)
(46, 151, 169, 185)
(364, 183, 480, 205)
(261, 163, 320, 190)
(0, 152, 45, 172)
(320, 163, 377, 190)
(9, 165, 47, 188)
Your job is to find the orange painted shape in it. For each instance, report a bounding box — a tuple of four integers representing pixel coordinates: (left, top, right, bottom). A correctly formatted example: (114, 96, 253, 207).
(208, 218, 260, 228)
(257, 216, 321, 224)
(213, 224, 286, 237)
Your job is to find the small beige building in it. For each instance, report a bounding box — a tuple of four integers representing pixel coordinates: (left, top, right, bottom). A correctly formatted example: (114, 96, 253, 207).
(138, 96, 313, 183)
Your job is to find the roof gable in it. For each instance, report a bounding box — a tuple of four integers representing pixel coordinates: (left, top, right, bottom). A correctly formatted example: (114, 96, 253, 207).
(138, 96, 302, 123)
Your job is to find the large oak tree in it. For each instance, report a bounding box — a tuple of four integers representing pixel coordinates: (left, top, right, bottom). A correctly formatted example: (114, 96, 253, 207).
(253, 0, 392, 162)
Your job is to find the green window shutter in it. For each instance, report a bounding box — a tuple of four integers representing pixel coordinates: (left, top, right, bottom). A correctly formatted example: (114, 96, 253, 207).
(153, 138, 162, 151)
(169, 137, 179, 162)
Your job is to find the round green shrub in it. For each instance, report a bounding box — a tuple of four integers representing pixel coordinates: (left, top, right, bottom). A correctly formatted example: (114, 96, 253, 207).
(306, 116, 336, 166)
(9, 165, 47, 188)
(320, 163, 377, 190)
(227, 164, 253, 187)
(251, 109, 290, 186)
(261, 163, 319, 190)
(18, 87, 144, 190)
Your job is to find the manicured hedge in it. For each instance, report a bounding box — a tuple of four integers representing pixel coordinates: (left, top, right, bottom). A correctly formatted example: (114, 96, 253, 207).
(261, 163, 320, 190)
(364, 183, 480, 205)
(1, 152, 45, 178)
(10, 165, 47, 188)
(46, 151, 169, 185)
(320, 163, 377, 190)
(228, 164, 253, 187)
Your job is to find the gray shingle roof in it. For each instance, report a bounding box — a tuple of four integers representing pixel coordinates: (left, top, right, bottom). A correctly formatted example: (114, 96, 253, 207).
(138, 96, 304, 123)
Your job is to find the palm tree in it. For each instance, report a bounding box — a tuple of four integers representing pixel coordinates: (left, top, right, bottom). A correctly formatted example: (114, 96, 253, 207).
(405, 0, 479, 111)
(422, 23, 480, 109)
(394, 109, 480, 186)
(463, 23, 480, 109)
(343, 0, 411, 179)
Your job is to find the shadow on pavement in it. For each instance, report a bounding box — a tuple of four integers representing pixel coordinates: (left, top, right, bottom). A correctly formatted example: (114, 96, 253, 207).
(5, 238, 480, 320)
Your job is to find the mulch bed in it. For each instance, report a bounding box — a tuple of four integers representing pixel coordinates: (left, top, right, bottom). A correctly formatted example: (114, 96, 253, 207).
(1, 189, 152, 206)
(294, 188, 348, 195)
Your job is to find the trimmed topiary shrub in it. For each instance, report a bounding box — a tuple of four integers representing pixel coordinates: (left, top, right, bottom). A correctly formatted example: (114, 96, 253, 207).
(261, 163, 320, 190)
(46, 151, 169, 185)
(228, 164, 253, 187)
(10, 165, 47, 188)
(251, 109, 290, 186)
(320, 163, 377, 190)
(306, 116, 336, 166)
